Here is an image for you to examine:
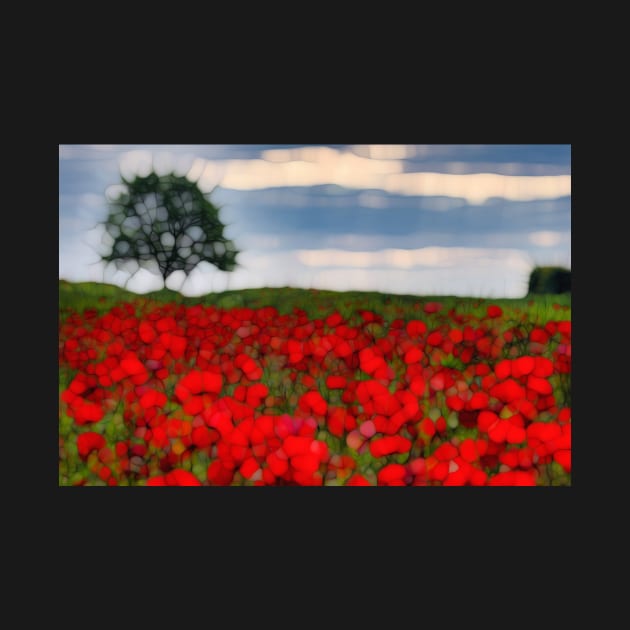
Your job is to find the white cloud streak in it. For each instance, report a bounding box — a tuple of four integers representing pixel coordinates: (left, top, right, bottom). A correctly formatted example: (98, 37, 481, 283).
(190, 146, 571, 204)
(296, 247, 532, 271)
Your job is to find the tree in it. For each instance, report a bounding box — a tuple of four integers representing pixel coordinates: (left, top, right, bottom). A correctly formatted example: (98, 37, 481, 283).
(527, 266, 571, 294)
(99, 171, 238, 288)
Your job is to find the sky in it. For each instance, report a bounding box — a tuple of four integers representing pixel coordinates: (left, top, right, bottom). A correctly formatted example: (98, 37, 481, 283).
(59, 144, 571, 298)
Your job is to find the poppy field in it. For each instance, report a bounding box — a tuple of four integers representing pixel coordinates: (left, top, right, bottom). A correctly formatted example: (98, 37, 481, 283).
(59, 282, 571, 486)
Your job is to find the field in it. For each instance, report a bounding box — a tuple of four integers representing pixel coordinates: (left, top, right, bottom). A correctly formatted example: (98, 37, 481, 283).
(59, 281, 571, 486)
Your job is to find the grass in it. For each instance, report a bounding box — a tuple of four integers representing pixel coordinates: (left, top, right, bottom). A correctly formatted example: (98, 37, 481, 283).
(59, 280, 571, 324)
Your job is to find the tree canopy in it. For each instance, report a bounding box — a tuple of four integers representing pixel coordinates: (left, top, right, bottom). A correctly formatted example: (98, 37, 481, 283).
(99, 171, 238, 286)
(527, 266, 571, 295)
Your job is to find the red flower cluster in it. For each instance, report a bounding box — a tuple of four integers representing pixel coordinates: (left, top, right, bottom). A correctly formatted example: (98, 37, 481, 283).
(59, 298, 571, 486)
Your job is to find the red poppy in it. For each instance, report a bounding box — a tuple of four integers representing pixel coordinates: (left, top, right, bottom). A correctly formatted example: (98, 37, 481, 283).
(490, 379, 526, 403)
(246, 383, 269, 408)
(346, 474, 371, 486)
(377, 463, 407, 485)
(68, 376, 88, 395)
(107, 341, 124, 356)
(369, 435, 411, 458)
(155, 316, 176, 332)
(323, 375, 344, 391)
(526, 421, 564, 457)
(326, 407, 346, 438)
(139, 389, 168, 409)
(326, 312, 343, 328)
(207, 460, 235, 485)
(434, 442, 458, 462)
(458, 438, 479, 463)
(429, 372, 446, 391)
(512, 398, 538, 421)
(478, 410, 499, 432)
(139, 320, 157, 343)
(310, 439, 329, 460)
(359, 347, 385, 375)
(191, 426, 216, 449)
(282, 435, 312, 457)
(488, 470, 536, 486)
(240, 457, 262, 480)
(553, 449, 571, 472)
(486, 304, 503, 318)
(469, 469, 488, 486)
(499, 449, 519, 468)
(526, 375, 553, 396)
(423, 302, 442, 314)
(530, 328, 549, 344)
(266, 450, 289, 477)
(287, 339, 304, 363)
(558, 408, 571, 424)
(77, 432, 106, 458)
(292, 470, 323, 486)
(435, 416, 447, 433)
(427, 457, 449, 482)
(488, 420, 509, 444)
(468, 391, 489, 410)
(408, 457, 426, 477)
(120, 354, 146, 376)
(333, 340, 353, 358)
(517, 447, 535, 469)
(301, 390, 328, 416)
(404, 346, 423, 364)
(475, 336, 492, 355)
(74, 400, 105, 425)
(511, 356, 535, 378)
(506, 424, 526, 445)
(159, 469, 200, 486)
(291, 453, 320, 475)
(406, 320, 427, 337)
(448, 328, 463, 343)
(446, 395, 465, 411)
(443, 458, 473, 485)
(149, 425, 168, 449)
(234, 353, 262, 379)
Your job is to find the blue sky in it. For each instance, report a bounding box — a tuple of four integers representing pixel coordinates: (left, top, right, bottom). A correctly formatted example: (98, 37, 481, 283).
(59, 144, 571, 298)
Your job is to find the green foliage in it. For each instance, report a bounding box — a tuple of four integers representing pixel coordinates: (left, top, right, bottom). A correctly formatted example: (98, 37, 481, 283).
(527, 266, 571, 295)
(99, 171, 239, 284)
(59, 280, 572, 323)
(441, 353, 466, 371)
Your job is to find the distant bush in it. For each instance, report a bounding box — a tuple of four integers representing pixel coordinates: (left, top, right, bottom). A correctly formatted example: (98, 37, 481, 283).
(528, 266, 571, 294)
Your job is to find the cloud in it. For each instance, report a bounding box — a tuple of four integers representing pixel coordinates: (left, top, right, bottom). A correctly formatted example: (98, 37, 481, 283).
(61, 145, 571, 205)
(351, 145, 417, 160)
(296, 246, 532, 272)
(191, 147, 571, 204)
(383, 172, 570, 204)
(198, 147, 402, 192)
(528, 230, 569, 247)
(59, 243, 539, 299)
(306, 267, 527, 298)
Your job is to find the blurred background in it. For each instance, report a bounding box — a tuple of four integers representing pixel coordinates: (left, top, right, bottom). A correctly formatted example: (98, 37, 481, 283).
(59, 144, 570, 298)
